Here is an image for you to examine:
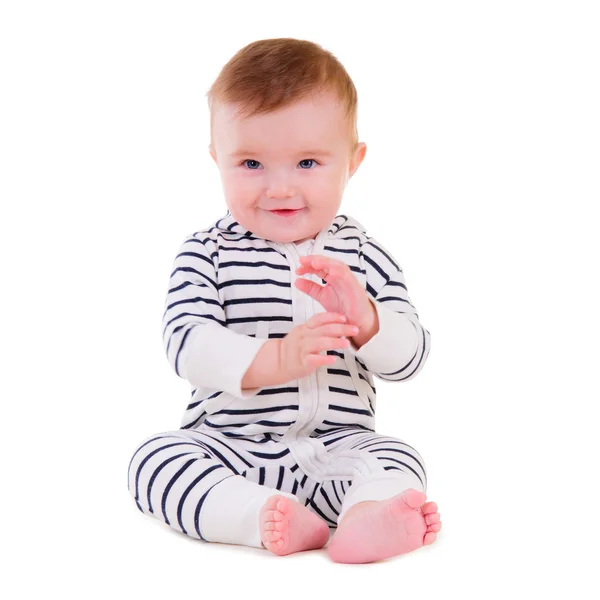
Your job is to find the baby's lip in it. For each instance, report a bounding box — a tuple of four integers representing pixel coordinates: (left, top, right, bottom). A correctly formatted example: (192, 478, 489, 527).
(269, 208, 304, 211)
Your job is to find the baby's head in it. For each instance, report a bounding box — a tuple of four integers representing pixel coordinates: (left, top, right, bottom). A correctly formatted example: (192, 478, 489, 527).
(207, 38, 367, 244)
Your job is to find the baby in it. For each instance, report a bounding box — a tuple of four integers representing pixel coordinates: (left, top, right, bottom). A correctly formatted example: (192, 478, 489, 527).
(127, 38, 441, 564)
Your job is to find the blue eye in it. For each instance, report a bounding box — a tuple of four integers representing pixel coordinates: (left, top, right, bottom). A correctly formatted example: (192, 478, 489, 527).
(243, 159, 261, 169)
(299, 159, 317, 169)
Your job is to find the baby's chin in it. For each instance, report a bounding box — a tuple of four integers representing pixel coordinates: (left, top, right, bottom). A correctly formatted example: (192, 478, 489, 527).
(253, 221, 320, 244)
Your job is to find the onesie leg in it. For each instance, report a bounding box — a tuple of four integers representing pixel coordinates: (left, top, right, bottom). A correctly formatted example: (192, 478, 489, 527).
(127, 430, 234, 540)
(127, 429, 298, 548)
(316, 428, 441, 563)
(200, 475, 297, 548)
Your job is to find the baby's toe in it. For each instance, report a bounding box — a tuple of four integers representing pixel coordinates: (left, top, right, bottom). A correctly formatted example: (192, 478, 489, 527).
(263, 509, 278, 522)
(428, 522, 442, 533)
(265, 530, 283, 542)
(425, 513, 440, 525)
(421, 501, 438, 514)
(401, 489, 427, 509)
(264, 496, 280, 511)
(423, 532, 437, 545)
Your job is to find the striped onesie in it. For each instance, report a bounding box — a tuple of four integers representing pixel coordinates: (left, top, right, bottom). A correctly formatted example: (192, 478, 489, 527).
(127, 210, 431, 548)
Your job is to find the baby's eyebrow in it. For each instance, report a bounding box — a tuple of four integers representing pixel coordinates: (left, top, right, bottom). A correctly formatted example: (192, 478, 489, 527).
(229, 150, 257, 158)
(298, 150, 334, 157)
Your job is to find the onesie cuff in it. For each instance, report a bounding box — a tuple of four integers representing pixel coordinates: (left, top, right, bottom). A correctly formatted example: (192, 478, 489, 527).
(182, 322, 270, 399)
(349, 298, 419, 373)
(200, 475, 299, 547)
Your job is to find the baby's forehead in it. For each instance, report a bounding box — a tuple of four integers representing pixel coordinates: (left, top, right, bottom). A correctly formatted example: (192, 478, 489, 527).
(212, 95, 350, 146)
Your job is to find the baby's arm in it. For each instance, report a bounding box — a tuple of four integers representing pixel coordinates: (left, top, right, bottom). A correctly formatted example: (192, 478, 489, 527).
(162, 234, 269, 399)
(349, 237, 431, 382)
(242, 311, 356, 390)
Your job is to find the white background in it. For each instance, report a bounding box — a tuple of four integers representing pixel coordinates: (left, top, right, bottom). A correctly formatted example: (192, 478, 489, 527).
(1, 1, 598, 598)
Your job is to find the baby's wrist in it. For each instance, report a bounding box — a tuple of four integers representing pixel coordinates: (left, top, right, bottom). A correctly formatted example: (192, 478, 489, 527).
(352, 301, 379, 348)
(242, 339, 284, 390)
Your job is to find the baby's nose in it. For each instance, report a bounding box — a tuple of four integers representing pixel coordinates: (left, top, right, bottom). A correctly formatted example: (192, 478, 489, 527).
(266, 174, 295, 199)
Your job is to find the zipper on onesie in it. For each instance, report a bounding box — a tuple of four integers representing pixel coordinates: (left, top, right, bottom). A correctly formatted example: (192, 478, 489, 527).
(268, 226, 338, 482)
(289, 239, 321, 439)
(283, 238, 318, 442)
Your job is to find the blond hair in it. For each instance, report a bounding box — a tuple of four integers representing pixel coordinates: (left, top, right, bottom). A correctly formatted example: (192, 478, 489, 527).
(207, 38, 359, 155)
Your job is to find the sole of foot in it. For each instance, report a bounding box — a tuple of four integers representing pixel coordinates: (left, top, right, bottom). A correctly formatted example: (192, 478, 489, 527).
(327, 489, 441, 564)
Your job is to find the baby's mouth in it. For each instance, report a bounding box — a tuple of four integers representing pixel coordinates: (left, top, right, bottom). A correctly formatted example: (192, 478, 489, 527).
(269, 208, 304, 217)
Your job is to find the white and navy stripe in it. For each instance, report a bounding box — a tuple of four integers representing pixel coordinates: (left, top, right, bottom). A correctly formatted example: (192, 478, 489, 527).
(161, 211, 431, 436)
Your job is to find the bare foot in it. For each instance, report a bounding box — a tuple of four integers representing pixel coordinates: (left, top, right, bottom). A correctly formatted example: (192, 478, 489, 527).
(259, 495, 330, 556)
(327, 489, 442, 564)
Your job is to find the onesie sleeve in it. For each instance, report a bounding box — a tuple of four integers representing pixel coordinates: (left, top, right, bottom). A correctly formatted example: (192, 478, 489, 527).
(162, 234, 269, 399)
(347, 237, 431, 381)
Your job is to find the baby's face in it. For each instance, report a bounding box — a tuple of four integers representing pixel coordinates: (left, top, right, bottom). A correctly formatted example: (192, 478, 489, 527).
(209, 91, 366, 243)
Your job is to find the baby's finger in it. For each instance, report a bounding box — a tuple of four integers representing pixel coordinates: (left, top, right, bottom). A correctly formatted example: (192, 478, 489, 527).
(307, 336, 350, 354)
(306, 353, 338, 367)
(296, 265, 328, 279)
(297, 255, 332, 277)
(294, 277, 323, 299)
(299, 255, 335, 268)
(305, 312, 347, 329)
(300, 255, 347, 274)
(315, 323, 360, 338)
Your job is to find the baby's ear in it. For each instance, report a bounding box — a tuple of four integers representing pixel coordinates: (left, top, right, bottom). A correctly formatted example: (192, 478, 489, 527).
(349, 142, 367, 178)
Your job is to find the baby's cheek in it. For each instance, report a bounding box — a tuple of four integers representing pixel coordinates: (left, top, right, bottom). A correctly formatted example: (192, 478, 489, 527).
(222, 170, 261, 195)
(227, 179, 255, 200)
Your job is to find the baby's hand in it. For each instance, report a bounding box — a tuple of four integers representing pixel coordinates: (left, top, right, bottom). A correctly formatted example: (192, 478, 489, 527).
(295, 255, 373, 332)
(278, 312, 359, 381)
